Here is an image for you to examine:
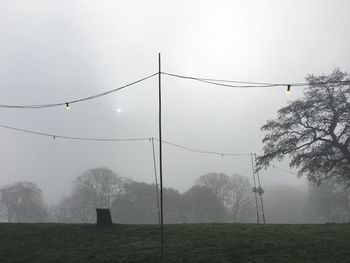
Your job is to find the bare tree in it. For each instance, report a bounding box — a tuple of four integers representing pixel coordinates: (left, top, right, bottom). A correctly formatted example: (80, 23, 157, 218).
(74, 167, 126, 209)
(50, 192, 95, 223)
(0, 181, 47, 222)
(52, 167, 127, 223)
(195, 173, 231, 206)
(228, 174, 253, 222)
(182, 185, 225, 223)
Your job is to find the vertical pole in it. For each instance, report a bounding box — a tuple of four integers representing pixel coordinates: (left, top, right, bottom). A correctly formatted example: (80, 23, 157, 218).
(250, 152, 259, 224)
(151, 137, 161, 224)
(158, 53, 164, 262)
(254, 153, 266, 224)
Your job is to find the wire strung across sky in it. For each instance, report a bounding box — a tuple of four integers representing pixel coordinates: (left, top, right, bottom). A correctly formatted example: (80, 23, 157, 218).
(162, 72, 286, 88)
(0, 122, 298, 175)
(153, 138, 251, 156)
(0, 71, 349, 109)
(0, 123, 298, 176)
(0, 123, 251, 157)
(161, 72, 350, 88)
(0, 124, 149, 142)
(0, 72, 158, 109)
(1, 122, 297, 174)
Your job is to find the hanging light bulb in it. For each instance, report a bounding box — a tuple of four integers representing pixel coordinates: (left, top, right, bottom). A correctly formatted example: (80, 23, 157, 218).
(66, 102, 70, 110)
(286, 85, 291, 94)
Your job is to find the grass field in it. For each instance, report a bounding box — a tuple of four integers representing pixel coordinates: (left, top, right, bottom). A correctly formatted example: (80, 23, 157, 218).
(0, 223, 350, 262)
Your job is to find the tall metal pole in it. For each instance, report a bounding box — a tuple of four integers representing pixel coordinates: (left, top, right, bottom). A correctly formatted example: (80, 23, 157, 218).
(250, 152, 260, 224)
(254, 153, 266, 224)
(158, 53, 164, 262)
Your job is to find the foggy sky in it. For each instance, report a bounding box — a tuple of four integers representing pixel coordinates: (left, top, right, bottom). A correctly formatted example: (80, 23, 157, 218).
(0, 0, 349, 204)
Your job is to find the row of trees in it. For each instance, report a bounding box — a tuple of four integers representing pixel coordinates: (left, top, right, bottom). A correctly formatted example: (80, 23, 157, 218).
(2, 168, 349, 224)
(0, 169, 255, 223)
(51, 168, 129, 223)
(112, 182, 225, 224)
(51, 169, 255, 224)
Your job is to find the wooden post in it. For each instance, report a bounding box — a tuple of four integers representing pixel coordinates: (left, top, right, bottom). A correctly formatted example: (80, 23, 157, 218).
(151, 137, 161, 224)
(250, 152, 260, 224)
(254, 153, 266, 224)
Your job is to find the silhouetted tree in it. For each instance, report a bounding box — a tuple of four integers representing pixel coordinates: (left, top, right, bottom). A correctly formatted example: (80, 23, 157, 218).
(74, 167, 126, 209)
(257, 69, 350, 184)
(52, 167, 127, 223)
(228, 174, 253, 222)
(195, 173, 253, 222)
(51, 191, 96, 223)
(182, 185, 225, 223)
(163, 187, 185, 223)
(0, 181, 47, 222)
(111, 181, 159, 224)
(112, 182, 185, 224)
(196, 173, 231, 206)
(112, 182, 227, 224)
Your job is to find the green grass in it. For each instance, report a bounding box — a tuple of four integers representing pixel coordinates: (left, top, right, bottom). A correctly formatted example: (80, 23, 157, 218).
(0, 223, 350, 262)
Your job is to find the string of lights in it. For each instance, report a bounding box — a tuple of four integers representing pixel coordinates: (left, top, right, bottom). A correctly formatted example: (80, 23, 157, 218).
(1, 71, 349, 109)
(0, 72, 158, 109)
(161, 72, 350, 91)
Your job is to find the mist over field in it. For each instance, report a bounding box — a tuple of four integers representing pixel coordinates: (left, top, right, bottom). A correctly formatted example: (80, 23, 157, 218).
(0, 0, 349, 225)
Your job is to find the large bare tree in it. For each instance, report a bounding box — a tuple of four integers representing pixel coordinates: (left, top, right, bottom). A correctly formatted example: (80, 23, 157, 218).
(257, 69, 350, 184)
(74, 167, 126, 209)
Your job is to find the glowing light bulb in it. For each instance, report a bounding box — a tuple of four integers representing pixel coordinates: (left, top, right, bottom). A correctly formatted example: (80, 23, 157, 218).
(286, 85, 291, 94)
(66, 103, 70, 110)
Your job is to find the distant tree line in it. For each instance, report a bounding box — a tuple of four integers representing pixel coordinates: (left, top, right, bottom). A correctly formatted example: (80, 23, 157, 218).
(50, 168, 255, 224)
(1, 167, 350, 224)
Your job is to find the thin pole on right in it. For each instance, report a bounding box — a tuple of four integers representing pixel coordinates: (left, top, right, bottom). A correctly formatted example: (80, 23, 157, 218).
(254, 153, 266, 224)
(151, 137, 161, 224)
(250, 152, 260, 224)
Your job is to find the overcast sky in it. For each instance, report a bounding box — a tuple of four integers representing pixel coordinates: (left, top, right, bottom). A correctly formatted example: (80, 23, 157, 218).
(0, 0, 349, 203)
